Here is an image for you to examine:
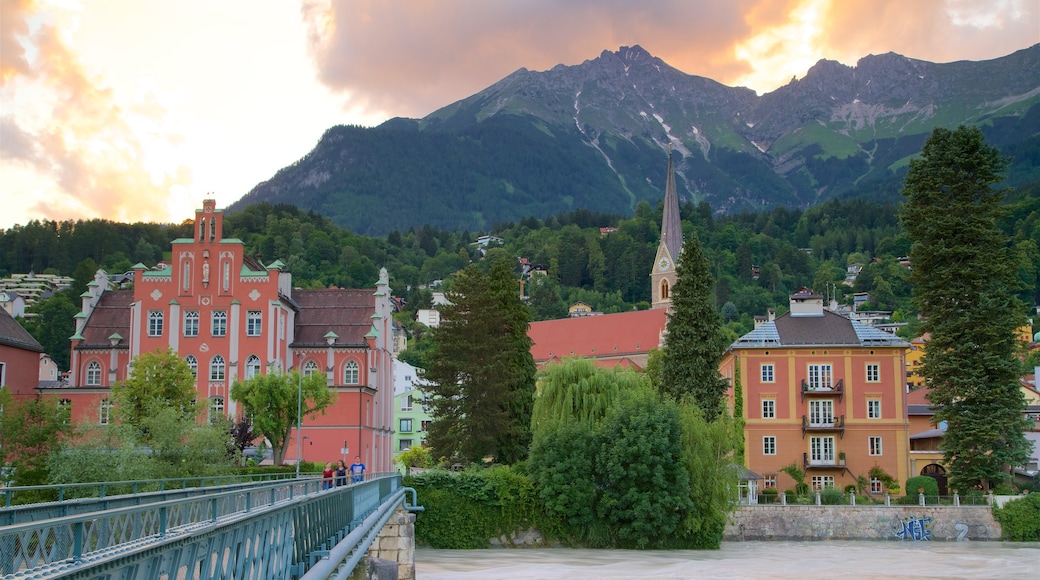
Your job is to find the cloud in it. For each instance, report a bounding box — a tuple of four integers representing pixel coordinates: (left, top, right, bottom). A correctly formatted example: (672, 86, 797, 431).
(0, 0, 191, 224)
(302, 0, 1039, 121)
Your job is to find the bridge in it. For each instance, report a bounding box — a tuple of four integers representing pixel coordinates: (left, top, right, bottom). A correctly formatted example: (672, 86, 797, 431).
(0, 473, 422, 579)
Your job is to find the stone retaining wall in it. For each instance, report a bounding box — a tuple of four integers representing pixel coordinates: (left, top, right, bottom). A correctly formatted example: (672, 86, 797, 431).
(724, 505, 1000, 541)
(364, 506, 416, 580)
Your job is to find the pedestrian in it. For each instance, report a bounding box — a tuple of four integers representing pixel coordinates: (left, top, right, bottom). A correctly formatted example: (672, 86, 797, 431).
(335, 460, 348, 487)
(321, 462, 334, 490)
(349, 455, 366, 483)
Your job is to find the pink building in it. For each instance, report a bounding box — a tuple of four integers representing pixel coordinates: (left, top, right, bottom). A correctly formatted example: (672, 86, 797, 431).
(41, 200, 395, 472)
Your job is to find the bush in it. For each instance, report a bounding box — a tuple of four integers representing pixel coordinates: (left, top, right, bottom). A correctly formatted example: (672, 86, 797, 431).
(905, 476, 939, 497)
(993, 493, 1040, 541)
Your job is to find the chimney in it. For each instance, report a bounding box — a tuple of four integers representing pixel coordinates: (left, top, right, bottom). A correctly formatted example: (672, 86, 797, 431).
(767, 308, 776, 322)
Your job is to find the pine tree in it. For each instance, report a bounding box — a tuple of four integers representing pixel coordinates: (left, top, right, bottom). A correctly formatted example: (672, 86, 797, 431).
(661, 234, 729, 419)
(421, 259, 536, 464)
(899, 125, 1030, 491)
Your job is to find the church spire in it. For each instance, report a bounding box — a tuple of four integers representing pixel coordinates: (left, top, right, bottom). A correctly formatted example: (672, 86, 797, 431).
(661, 151, 682, 262)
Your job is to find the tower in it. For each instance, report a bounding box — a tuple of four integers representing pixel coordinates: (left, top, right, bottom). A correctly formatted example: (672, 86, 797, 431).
(651, 152, 682, 309)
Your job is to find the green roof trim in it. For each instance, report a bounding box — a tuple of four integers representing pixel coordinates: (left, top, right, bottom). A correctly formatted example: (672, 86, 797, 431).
(324, 331, 339, 339)
(74, 312, 88, 318)
(108, 332, 123, 341)
(69, 333, 84, 340)
(267, 260, 286, 270)
(231, 299, 241, 305)
(80, 291, 92, 298)
(142, 266, 173, 276)
(169, 298, 179, 305)
(365, 325, 379, 339)
(131, 262, 148, 270)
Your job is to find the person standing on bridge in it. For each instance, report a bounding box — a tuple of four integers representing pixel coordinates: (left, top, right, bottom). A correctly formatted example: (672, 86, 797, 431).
(321, 462, 335, 490)
(349, 456, 366, 483)
(335, 460, 348, 486)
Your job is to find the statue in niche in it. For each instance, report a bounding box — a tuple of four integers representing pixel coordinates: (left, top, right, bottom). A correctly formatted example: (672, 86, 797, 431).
(202, 262, 210, 285)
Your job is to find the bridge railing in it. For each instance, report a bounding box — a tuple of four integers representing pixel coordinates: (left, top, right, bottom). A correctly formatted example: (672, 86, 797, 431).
(0, 473, 404, 579)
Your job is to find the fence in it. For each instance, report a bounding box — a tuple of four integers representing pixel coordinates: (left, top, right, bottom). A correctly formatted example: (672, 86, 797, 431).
(748, 490, 997, 507)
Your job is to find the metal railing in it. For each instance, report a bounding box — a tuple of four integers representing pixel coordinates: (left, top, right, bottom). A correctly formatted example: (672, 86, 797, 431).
(750, 491, 995, 507)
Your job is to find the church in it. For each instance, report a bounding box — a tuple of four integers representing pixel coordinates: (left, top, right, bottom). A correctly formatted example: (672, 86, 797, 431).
(529, 153, 681, 369)
(38, 200, 396, 472)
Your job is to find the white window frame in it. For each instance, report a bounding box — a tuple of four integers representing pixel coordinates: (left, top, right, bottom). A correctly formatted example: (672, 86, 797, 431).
(866, 363, 880, 383)
(148, 310, 164, 337)
(402, 395, 413, 412)
(867, 399, 881, 419)
(760, 363, 774, 383)
(763, 435, 776, 456)
(344, 360, 359, 385)
(810, 436, 835, 464)
(869, 436, 883, 456)
(99, 399, 112, 425)
(209, 396, 225, 423)
(86, 361, 102, 386)
(184, 311, 199, 337)
(210, 355, 226, 381)
(185, 355, 198, 377)
(211, 311, 227, 337)
(303, 360, 319, 377)
(811, 475, 835, 491)
(807, 364, 833, 390)
(245, 355, 261, 379)
(870, 477, 883, 494)
(808, 400, 834, 426)
(764, 474, 777, 489)
(762, 399, 775, 419)
(246, 310, 262, 336)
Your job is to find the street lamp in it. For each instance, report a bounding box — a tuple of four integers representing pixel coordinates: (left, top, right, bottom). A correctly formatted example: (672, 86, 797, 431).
(295, 352, 303, 478)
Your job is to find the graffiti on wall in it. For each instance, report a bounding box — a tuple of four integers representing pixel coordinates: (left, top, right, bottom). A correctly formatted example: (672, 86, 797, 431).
(895, 515, 932, 541)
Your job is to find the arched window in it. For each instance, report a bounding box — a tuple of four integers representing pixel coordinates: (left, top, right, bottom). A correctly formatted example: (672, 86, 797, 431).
(210, 355, 226, 381)
(344, 360, 359, 385)
(660, 279, 670, 300)
(184, 311, 199, 337)
(245, 355, 261, 379)
(148, 311, 164, 336)
(303, 360, 319, 377)
(86, 361, 102, 386)
(182, 260, 191, 291)
(222, 260, 231, 292)
(185, 355, 198, 377)
(209, 396, 225, 423)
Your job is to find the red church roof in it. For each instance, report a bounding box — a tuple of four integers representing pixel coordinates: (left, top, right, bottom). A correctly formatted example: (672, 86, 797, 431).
(529, 309, 668, 366)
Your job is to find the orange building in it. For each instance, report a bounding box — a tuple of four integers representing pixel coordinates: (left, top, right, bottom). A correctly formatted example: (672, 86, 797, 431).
(721, 288, 911, 495)
(39, 200, 396, 472)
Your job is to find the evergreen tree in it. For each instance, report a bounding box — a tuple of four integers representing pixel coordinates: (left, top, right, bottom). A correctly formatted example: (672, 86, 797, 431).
(661, 234, 730, 419)
(899, 125, 1030, 491)
(421, 260, 536, 464)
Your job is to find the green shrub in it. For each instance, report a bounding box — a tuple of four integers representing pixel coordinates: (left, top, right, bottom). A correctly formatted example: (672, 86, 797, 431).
(844, 484, 858, 495)
(820, 487, 844, 505)
(993, 493, 1040, 541)
(905, 476, 939, 496)
(992, 482, 1018, 495)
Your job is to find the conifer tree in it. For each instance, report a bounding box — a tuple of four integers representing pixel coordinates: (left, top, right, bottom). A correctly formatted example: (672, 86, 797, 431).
(899, 125, 1030, 491)
(661, 234, 729, 419)
(421, 259, 536, 464)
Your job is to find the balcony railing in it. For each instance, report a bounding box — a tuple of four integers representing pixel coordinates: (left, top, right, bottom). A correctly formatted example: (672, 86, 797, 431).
(801, 415, 845, 438)
(803, 452, 848, 473)
(801, 378, 844, 401)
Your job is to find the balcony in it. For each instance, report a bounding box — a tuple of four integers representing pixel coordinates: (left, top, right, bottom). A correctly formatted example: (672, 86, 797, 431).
(801, 415, 845, 438)
(803, 452, 849, 475)
(801, 378, 844, 402)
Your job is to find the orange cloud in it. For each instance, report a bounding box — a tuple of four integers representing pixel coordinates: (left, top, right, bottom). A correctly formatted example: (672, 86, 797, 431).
(302, 0, 1038, 120)
(0, 0, 191, 224)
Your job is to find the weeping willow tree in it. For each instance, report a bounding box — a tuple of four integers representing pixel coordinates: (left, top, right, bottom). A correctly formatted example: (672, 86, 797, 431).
(531, 358, 645, 429)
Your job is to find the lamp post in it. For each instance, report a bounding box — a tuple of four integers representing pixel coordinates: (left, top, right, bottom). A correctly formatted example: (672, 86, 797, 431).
(295, 352, 303, 478)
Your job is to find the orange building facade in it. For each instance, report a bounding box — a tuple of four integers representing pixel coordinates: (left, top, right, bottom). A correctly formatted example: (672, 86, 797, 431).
(40, 200, 396, 472)
(721, 289, 910, 495)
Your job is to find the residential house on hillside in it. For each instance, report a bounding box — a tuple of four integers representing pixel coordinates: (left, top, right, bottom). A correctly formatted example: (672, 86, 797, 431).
(37, 200, 396, 472)
(392, 358, 432, 454)
(721, 288, 911, 495)
(0, 307, 44, 399)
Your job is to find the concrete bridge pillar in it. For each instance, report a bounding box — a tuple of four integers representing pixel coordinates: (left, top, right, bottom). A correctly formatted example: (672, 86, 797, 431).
(352, 505, 416, 580)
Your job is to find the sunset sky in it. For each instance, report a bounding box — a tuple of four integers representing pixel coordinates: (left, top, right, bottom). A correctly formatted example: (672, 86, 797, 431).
(1, 0, 1037, 229)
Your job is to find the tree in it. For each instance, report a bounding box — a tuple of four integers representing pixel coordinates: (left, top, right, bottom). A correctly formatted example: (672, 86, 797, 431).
(18, 291, 78, 371)
(661, 234, 730, 419)
(420, 260, 536, 464)
(230, 370, 334, 466)
(111, 348, 199, 439)
(0, 389, 72, 486)
(899, 125, 1031, 491)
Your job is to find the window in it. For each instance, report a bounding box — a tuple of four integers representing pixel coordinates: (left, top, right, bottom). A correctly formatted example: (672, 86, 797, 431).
(0, 362, 4, 387)
(870, 477, 883, 494)
(763, 436, 776, 456)
(184, 311, 199, 336)
(866, 363, 880, 382)
(867, 399, 881, 419)
(807, 364, 833, 390)
(209, 396, 224, 423)
(99, 399, 112, 425)
(402, 395, 413, 411)
(399, 439, 413, 451)
(762, 399, 775, 419)
(810, 436, 835, 464)
(761, 363, 774, 383)
(245, 355, 261, 379)
(303, 360, 319, 377)
(344, 360, 359, 385)
(811, 475, 835, 491)
(86, 361, 102, 386)
(400, 418, 413, 433)
(148, 311, 164, 336)
(185, 355, 198, 377)
(764, 474, 777, 489)
(246, 310, 262, 336)
(869, 436, 883, 456)
(211, 311, 227, 337)
(210, 355, 226, 381)
(808, 400, 834, 426)
(421, 420, 431, 432)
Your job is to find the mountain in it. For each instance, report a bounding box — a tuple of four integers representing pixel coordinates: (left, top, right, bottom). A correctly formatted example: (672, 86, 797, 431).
(230, 44, 1040, 236)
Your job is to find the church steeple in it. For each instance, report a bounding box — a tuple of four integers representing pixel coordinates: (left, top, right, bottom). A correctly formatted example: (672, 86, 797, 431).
(651, 151, 682, 310)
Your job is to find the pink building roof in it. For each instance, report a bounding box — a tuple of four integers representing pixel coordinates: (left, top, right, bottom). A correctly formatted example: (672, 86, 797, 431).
(529, 309, 667, 365)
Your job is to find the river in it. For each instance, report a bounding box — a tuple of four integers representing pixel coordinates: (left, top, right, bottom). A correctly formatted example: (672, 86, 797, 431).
(415, 541, 1039, 579)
